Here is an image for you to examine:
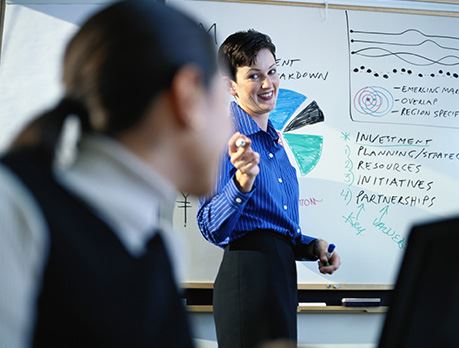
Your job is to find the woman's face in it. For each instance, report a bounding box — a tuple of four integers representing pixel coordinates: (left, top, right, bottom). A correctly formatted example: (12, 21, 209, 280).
(231, 48, 279, 118)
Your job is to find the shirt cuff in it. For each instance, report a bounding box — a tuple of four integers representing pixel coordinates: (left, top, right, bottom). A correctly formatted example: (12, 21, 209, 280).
(223, 175, 254, 208)
(293, 236, 319, 261)
(299, 234, 317, 245)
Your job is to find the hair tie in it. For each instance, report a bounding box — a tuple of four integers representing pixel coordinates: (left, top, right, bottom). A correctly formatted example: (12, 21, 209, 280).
(56, 97, 86, 117)
(56, 97, 91, 131)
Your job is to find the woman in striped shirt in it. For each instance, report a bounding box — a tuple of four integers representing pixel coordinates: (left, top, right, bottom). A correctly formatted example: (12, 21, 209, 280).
(198, 30, 341, 348)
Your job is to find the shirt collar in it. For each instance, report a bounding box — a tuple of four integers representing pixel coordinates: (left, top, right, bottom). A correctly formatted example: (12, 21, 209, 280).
(58, 134, 177, 255)
(231, 101, 279, 142)
(82, 135, 177, 218)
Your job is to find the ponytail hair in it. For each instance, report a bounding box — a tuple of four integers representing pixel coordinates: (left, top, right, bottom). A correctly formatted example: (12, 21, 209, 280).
(12, 97, 90, 163)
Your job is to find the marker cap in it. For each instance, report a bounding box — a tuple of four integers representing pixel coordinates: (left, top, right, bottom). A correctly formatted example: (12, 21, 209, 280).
(235, 138, 246, 148)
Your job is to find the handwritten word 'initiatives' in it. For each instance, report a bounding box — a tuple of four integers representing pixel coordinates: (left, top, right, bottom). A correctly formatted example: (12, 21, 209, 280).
(356, 175, 433, 191)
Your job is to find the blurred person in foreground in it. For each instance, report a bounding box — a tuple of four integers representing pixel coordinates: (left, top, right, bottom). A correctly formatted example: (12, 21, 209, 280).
(0, 1, 231, 347)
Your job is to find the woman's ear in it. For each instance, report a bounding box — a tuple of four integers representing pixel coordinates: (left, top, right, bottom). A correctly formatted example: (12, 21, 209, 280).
(169, 65, 205, 130)
(223, 76, 238, 97)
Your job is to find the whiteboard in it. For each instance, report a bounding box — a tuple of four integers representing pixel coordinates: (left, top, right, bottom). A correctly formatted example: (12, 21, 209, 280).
(169, 0, 459, 285)
(1, 1, 458, 286)
(0, 4, 102, 149)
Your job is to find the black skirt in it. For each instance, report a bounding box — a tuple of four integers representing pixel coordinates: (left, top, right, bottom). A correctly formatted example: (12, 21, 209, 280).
(213, 230, 297, 348)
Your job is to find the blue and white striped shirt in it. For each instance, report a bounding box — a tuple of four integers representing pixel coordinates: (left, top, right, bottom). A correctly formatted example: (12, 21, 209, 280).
(197, 102, 316, 248)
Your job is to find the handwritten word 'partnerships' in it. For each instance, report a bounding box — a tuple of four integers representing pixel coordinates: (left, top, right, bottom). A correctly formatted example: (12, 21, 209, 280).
(355, 190, 436, 208)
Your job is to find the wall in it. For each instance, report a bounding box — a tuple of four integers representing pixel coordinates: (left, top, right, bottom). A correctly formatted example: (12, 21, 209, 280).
(190, 311, 384, 347)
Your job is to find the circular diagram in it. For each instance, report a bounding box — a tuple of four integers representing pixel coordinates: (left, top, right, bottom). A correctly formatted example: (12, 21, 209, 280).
(354, 86, 394, 117)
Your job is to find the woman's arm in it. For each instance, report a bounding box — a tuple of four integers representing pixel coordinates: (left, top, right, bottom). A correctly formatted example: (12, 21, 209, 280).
(197, 170, 254, 247)
(197, 133, 259, 247)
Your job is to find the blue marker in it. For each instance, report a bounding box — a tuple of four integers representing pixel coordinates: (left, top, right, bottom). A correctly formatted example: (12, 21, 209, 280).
(322, 243, 336, 267)
(235, 138, 246, 148)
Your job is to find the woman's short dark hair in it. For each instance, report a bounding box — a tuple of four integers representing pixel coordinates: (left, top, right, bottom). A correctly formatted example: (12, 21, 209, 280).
(15, 0, 217, 162)
(218, 29, 276, 81)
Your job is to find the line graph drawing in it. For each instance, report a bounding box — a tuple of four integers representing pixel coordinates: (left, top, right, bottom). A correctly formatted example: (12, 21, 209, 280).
(350, 28, 459, 41)
(351, 39, 459, 51)
(351, 47, 459, 66)
(349, 26, 459, 67)
(346, 10, 459, 129)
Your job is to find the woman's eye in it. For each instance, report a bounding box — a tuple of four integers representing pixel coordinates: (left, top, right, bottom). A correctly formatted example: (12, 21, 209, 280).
(249, 74, 259, 80)
(268, 69, 277, 75)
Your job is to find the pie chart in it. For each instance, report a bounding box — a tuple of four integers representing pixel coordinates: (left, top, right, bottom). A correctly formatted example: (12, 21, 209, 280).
(270, 88, 325, 176)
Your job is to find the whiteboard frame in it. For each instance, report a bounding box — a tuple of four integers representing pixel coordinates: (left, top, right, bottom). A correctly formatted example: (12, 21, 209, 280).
(408, 0, 459, 4)
(187, 304, 388, 313)
(0, 0, 5, 63)
(192, 0, 459, 17)
(184, 281, 393, 290)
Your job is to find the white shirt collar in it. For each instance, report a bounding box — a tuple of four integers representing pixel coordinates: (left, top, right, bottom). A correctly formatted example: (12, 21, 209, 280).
(58, 134, 177, 256)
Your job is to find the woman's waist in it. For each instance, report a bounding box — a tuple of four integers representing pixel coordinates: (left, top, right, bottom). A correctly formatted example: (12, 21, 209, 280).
(226, 229, 294, 253)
